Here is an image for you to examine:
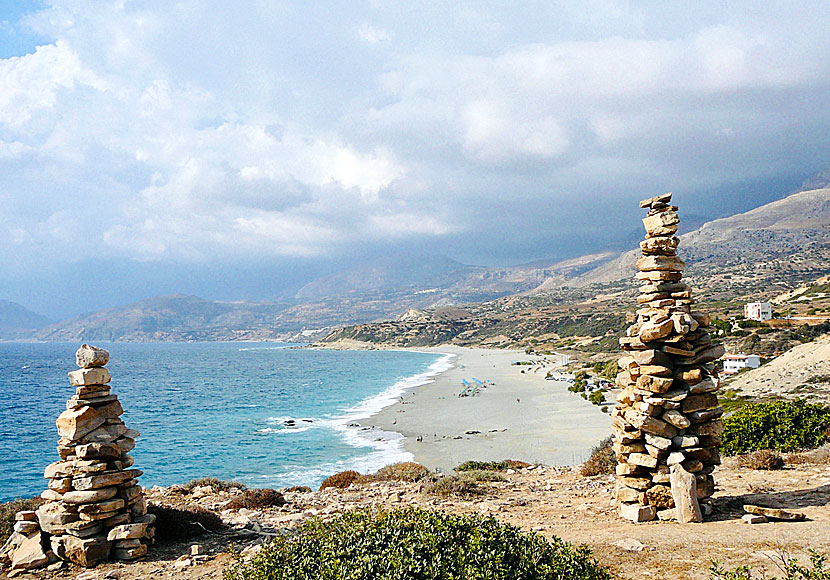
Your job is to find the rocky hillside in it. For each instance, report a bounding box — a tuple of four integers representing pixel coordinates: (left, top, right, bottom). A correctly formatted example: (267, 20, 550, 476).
(575, 186, 830, 290)
(0, 300, 51, 339)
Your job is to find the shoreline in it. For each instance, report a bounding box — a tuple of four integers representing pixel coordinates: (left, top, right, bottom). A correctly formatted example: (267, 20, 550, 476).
(359, 345, 611, 474)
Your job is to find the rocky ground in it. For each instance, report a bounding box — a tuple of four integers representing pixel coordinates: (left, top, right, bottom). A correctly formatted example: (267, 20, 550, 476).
(3, 451, 829, 580)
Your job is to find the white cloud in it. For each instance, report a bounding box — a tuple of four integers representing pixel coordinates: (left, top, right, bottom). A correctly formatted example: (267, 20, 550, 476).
(1, 0, 830, 278)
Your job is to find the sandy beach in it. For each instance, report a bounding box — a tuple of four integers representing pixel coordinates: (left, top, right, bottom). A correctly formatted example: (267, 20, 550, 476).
(361, 346, 611, 473)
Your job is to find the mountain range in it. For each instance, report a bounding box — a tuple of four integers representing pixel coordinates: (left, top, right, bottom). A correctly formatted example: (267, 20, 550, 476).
(4, 179, 830, 342)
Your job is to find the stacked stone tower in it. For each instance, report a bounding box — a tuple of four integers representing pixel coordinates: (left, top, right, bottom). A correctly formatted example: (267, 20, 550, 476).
(613, 193, 725, 523)
(4, 345, 154, 571)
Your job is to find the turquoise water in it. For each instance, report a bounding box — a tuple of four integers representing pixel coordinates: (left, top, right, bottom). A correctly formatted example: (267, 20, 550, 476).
(0, 342, 449, 502)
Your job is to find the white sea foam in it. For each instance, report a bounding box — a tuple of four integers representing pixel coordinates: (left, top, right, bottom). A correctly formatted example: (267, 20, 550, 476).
(255, 352, 456, 488)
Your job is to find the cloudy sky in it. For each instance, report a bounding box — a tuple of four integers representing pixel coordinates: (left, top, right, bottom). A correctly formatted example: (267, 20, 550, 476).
(1, 1, 829, 317)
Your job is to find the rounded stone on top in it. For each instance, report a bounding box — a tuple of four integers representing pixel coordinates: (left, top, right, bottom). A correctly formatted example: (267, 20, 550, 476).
(76, 344, 110, 369)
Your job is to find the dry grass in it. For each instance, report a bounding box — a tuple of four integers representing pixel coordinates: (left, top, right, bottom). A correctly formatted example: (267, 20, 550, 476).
(786, 444, 830, 465)
(737, 449, 785, 470)
(178, 476, 247, 493)
(580, 437, 615, 477)
(319, 470, 362, 491)
(226, 488, 286, 509)
(0, 497, 44, 542)
(367, 462, 431, 483)
(421, 475, 484, 497)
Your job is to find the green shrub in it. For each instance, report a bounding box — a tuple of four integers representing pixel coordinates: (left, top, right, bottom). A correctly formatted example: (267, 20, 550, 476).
(319, 470, 362, 490)
(225, 507, 610, 580)
(180, 476, 247, 493)
(737, 449, 785, 470)
(148, 504, 225, 542)
(722, 400, 830, 455)
(580, 437, 615, 477)
(226, 488, 286, 509)
(455, 459, 530, 472)
(369, 462, 431, 482)
(710, 549, 829, 579)
(0, 497, 44, 543)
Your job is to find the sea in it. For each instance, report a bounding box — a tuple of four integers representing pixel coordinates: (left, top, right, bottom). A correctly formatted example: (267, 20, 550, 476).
(0, 342, 451, 502)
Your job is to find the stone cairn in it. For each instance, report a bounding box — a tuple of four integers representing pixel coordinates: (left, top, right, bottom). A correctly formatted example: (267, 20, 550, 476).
(1, 345, 154, 572)
(613, 193, 725, 523)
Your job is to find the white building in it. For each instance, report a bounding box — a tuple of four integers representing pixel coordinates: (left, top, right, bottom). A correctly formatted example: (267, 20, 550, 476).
(722, 353, 762, 374)
(744, 302, 772, 321)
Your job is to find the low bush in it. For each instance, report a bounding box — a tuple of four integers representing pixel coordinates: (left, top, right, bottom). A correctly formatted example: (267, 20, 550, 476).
(454, 459, 531, 472)
(180, 476, 247, 493)
(581, 437, 615, 477)
(226, 488, 286, 509)
(461, 469, 506, 482)
(710, 549, 829, 579)
(282, 486, 312, 493)
(225, 507, 610, 580)
(421, 475, 483, 497)
(148, 504, 225, 542)
(319, 470, 362, 491)
(737, 449, 785, 470)
(0, 497, 44, 543)
(722, 399, 830, 454)
(368, 462, 431, 482)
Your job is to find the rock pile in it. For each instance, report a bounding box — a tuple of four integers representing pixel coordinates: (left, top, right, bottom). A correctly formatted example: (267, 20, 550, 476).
(1, 344, 154, 572)
(613, 193, 724, 523)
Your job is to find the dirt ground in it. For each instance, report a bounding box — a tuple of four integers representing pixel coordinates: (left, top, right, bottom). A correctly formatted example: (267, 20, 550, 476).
(4, 453, 830, 580)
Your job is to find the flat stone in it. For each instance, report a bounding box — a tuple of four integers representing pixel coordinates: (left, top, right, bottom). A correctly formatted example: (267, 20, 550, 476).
(68, 367, 111, 387)
(10, 532, 48, 570)
(75, 442, 121, 460)
(616, 486, 642, 503)
(639, 365, 672, 377)
(688, 378, 718, 394)
(63, 535, 112, 567)
(636, 270, 683, 282)
(107, 522, 150, 541)
(670, 464, 703, 523)
(612, 537, 646, 551)
(628, 453, 658, 468)
(63, 487, 118, 504)
(640, 236, 679, 255)
(115, 538, 142, 549)
(636, 255, 685, 272)
(113, 543, 147, 560)
(661, 410, 691, 429)
(116, 437, 136, 453)
(742, 514, 768, 524)
(618, 476, 652, 491)
(639, 319, 675, 342)
(95, 399, 124, 419)
(75, 384, 111, 398)
(681, 393, 718, 413)
(64, 520, 104, 538)
(620, 503, 656, 522)
(67, 394, 119, 409)
(14, 511, 37, 522)
(657, 508, 677, 521)
(12, 521, 39, 535)
(743, 504, 806, 521)
(690, 420, 724, 437)
(616, 463, 645, 476)
(82, 423, 128, 444)
(687, 407, 724, 423)
(644, 433, 672, 450)
(100, 513, 131, 528)
(631, 349, 672, 367)
(76, 344, 110, 368)
(73, 471, 133, 491)
(639, 192, 672, 208)
(625, 411, 678, 438)
(56, 407, 105, 441)
(77, 498, 125, 515)
(36, 502, 79, 533)
(636, 374, 674, 394)
(40, 490, 63, 501)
